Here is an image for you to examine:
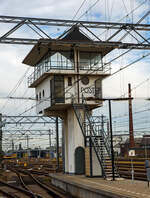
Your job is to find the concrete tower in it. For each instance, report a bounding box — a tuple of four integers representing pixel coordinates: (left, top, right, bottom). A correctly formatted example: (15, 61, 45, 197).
(23, 25, 118, 176)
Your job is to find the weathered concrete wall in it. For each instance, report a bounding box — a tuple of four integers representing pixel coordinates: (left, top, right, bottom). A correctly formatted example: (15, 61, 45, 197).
(36, 76, 51, 113)
(92, 148, 102, 176)
(64, 108, 84, 173)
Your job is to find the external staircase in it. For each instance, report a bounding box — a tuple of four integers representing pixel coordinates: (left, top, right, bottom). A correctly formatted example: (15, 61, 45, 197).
(72, 96, 119, 180)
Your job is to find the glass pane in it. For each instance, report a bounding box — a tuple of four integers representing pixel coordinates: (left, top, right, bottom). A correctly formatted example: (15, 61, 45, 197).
(80, 53, 90, 69)
(51, 53, 57, 68)
(95, 79, 102, 98)
(49, 52, 74, 69)
(80, 52, 102, 70)
(54, 75, 65, 103)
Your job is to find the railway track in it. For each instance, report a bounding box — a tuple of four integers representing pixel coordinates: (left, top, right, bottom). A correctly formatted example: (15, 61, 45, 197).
(116, 158, 148, 180)
(0, 179, 39, 198)
(13, 170, 45, 198)
(25, 169, 50, 176)
(10, 169, 74, 198)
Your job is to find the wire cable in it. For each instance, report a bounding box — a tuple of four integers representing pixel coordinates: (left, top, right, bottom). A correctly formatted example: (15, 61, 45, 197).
(72, 0, 87, 20)
(0, 67, 30, 113)
(77, 0, 100, 20)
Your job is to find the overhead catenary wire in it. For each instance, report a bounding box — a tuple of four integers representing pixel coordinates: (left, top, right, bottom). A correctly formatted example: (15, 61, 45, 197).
(15, 48, 150, 118)
(15, 1, 150, 117)
(122, 0, 129, 21)
(53, 29, 150, 103)
(110, 52, 150, 77)
(112, 77, 150, 119)
(57, 0, 100, 41)
(77, 0, 100, 20)
(15, 36, 150, 117)
(2, 1, 150, 148)
(95, 0, 148, 40)
(121, 78, 150, 98)
(72, 0, 87, 20)
(0, 67, 30, 113)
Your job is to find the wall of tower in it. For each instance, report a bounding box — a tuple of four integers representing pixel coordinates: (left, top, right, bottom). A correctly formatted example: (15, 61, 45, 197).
(36, 76, 51, 114)
(35, 74, 102, 114)
(64, 108, 85, 174)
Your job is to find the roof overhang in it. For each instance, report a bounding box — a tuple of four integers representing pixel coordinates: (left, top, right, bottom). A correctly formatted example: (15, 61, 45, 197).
(23, 39, 122, 66)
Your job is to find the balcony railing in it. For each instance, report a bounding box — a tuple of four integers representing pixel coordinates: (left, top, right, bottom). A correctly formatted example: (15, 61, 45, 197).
(28, 61, 111, 87)
(80, 61, 103, 70)
(28, 61, 74, 86)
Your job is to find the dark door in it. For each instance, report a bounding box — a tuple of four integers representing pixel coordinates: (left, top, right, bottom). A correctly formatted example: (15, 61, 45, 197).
(75, 146, 85, 174)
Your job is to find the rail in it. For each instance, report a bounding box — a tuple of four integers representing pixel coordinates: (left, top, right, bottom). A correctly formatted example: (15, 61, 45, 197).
(116, 158, 148, 181)
(28, 61, 74, 86)
(16, 169, 74, 198)
(28, 61, 110, 87)
(0, 188, 19, 198)
(11, 169, 42, 198)
(0, 179, 37, 198)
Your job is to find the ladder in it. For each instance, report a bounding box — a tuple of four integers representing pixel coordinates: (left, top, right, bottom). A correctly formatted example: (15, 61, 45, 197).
(72, 96, 119, 180)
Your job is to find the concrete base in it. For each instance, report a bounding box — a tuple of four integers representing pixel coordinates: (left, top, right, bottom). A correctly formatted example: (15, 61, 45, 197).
(63, 108, 85, 174)
(50, 173, 136, 198)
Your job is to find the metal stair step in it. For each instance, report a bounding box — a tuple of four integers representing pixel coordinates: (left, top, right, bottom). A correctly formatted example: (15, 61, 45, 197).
(73, 102, 120, 179)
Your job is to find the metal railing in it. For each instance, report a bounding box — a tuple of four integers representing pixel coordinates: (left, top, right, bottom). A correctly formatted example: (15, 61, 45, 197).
(28, 61, 74, 86)
(28, 61, 111, 87)
(72, 94, 119, 178)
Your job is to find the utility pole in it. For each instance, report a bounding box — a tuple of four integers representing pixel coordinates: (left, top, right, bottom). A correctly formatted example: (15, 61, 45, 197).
(101, 115, 104, 131)
(0, 114, 3, 163)
(12, 139, 14, 151)
(61, 120, 65, 173)
(128, 83, 135, 148)
(26, 135, 30, 158)
(107, 120, 110, 138)
(108, 100, 115, 181)
(56, 117, 59, 170)
(26, 135, 29, 149)
(49, 130, 52, 158)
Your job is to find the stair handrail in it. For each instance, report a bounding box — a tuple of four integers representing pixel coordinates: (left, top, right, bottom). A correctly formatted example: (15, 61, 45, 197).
(82, 95, 111, 152)
(81, 94, 107, 177)
(72, 94, 119, 178)
(72, 95, 86, 137)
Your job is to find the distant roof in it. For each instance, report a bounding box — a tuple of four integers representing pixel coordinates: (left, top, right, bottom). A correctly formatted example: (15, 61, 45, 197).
(23, 25, 121, 66)
(141, 137, 150, 145)
(124, 136, 150, 146)
(125, 137, 142, 144)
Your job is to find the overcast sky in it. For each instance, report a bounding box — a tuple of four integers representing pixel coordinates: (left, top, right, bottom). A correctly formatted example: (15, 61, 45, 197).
(0, 0, 150, 150)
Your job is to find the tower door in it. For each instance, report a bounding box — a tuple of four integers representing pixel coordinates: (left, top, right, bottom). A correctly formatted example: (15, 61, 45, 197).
(75, 146, 85, 174)
(50, 75, 65, 105)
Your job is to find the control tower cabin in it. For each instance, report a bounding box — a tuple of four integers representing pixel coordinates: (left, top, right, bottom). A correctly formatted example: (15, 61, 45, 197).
(23, 25, 119, 176)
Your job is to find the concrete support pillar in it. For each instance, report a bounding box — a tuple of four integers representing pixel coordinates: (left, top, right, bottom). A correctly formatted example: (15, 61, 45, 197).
(64, 108, 84, 174)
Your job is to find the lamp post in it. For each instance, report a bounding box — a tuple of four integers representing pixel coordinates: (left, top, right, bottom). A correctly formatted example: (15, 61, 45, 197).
(108, 100, 115, 180)
(56, 117, 59, 170)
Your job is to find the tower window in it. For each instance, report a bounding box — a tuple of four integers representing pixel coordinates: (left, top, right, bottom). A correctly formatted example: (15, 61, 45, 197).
(36, 94, 38, 101)
(68, 77, 72, 86)
(95, 79, 102, 98)
(39, 92, 41, 100)
(43, 90, 45, 97)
